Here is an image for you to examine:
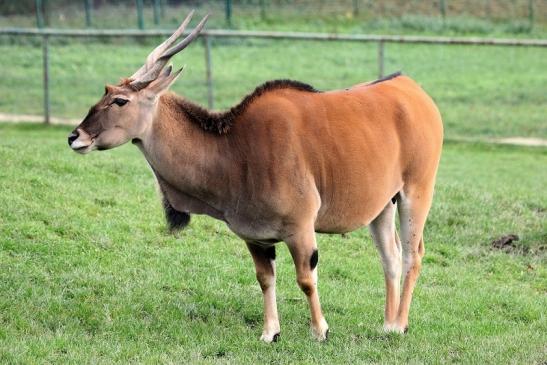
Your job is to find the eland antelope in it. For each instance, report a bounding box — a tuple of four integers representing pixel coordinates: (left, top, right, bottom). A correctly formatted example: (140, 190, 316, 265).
(68, 11, 443, 342)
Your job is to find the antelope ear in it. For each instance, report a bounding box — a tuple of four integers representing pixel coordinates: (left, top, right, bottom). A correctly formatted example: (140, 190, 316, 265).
(147, 66, 183, 95)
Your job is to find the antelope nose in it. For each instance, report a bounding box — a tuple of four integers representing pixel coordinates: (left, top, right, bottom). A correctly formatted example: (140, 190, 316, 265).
(68, 131, 79, 146)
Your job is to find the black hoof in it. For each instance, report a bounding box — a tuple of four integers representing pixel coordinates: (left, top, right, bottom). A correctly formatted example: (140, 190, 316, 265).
(404, 326, 409, 334)
(272, 333, 280, 342)
(325, 328, 330, 340)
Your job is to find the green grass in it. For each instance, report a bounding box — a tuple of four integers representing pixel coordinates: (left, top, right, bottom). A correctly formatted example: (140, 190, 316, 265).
(0, 123, 545, 364)
(0, 39, 546, 139)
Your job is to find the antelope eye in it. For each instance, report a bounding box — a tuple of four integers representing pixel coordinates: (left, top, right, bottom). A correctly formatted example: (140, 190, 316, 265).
(113, 98, 129, 107)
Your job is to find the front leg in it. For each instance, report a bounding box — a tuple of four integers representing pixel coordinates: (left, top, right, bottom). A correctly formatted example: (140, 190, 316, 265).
(286, 229, 329, 341)
(246, 242, 280, 343)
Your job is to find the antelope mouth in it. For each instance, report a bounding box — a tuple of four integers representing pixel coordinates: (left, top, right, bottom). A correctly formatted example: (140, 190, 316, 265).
(71, 143, 94, 154)
(70, 139, 95, 154)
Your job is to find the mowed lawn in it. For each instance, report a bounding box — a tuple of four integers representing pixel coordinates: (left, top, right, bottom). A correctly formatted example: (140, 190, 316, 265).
(0, 39, 546, 140)
(0, 123, 545, 364)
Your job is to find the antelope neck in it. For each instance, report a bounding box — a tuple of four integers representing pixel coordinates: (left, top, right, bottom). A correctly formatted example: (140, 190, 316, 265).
(137, 99, 237, 216)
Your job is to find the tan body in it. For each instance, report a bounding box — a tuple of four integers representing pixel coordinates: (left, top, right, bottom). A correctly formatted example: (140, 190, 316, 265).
(68, 13, 442, 342)
(146, 76, 441, 241)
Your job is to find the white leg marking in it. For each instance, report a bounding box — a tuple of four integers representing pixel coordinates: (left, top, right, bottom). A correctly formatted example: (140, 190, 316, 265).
(370, 201, 403, 332)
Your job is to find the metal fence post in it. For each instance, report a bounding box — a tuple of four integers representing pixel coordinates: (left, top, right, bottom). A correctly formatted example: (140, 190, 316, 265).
(377, 40, 384, 79)
(260, 0, 266, 20)
(35, 0, 44, 28)
(203, 36, 214, 109)
(136, 0, 144, 30)
(225, 0, 232, 27)
(153, 0, 161, 25)
(42, 35, 50, 124)
(84, 0, 92, 27)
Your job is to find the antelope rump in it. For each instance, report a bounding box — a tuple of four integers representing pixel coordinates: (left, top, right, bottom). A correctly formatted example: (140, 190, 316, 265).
(68, 11, 443, 342)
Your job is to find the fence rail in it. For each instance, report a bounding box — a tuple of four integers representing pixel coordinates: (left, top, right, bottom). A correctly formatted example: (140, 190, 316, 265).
(2, 27, 547, 124)
(4, 27, 547, 46)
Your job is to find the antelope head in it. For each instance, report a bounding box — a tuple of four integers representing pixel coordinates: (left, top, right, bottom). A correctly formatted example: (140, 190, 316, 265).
(68, 11, 209, 153)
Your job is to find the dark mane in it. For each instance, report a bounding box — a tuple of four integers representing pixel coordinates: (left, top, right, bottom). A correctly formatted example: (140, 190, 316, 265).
(173, 79, 320, 135)
(369, 71, 402, 85)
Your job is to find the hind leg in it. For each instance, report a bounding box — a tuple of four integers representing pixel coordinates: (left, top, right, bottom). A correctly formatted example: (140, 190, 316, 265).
(390, 185, 434, 333)
(369, 201, 402, 331)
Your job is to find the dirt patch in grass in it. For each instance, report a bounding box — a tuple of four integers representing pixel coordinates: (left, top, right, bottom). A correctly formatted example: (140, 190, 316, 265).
(491, 234, 546, 256)
(491, 234, 521, 252)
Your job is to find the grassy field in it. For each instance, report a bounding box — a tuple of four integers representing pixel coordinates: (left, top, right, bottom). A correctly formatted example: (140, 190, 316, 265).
(0, 123, 545, 364)
(1, 39, 546, 140)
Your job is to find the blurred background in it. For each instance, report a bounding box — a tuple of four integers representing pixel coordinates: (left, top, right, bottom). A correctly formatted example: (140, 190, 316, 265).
(1, 0, 546, 141)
